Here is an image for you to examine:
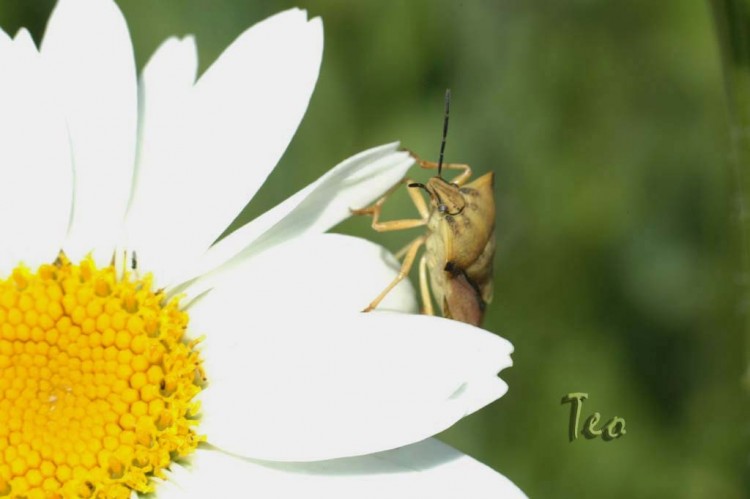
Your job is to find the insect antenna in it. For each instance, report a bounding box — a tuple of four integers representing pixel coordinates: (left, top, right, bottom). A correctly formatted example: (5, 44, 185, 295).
(437, 88, 451, 177)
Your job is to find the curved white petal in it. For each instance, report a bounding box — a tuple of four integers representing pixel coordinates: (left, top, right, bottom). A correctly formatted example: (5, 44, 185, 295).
(175, 142, 414, 296)
(131, 35, 198, 211)
(41, 0, 137, 264)
(155, 440, 526, 499)
(189, 233, 417, 320)
(124, 35, 198, 283)
(0, 28, 72, 272)
(192, 307, 513, 461)
(127, 9, 322, 284)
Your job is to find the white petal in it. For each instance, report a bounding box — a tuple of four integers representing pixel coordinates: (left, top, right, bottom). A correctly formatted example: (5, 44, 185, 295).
(12, 28, 35, 48)
(131, 35, 198, 210)
(126, 9, 322, 283)
(154, 440, 526, 499)
(41, 0, 137, 263)
(193, 308, 513, 461)
(0, 29, 72, 272)
(189, 232, 416, 321)
(124, 35, 198, 282)
(174, 142, 414, 295)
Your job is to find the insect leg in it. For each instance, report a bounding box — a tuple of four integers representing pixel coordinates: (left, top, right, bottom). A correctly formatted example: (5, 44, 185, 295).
(362, 236, 425, 313)
(350, 178, 429, 232)
(394, 236, 420, 260)
(408, 151, 473, 186)
(405, 176, 431, 219)
(389, 180, 434, 258)
(418, 254, 434, 316)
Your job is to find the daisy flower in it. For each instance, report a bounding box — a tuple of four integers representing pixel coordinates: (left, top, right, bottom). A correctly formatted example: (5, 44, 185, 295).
(0, 0, 526, 497)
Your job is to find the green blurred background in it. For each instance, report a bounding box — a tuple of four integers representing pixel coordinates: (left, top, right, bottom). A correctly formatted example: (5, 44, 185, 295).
(1, 1, 746, 497)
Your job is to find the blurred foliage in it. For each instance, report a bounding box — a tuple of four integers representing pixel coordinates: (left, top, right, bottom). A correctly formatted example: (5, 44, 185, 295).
(0, 0, 747, 497)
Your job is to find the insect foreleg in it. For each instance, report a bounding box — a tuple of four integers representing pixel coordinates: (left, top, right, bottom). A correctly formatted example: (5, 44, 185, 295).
(350, 178, 429, 232)
(362, 236, 426, 313)
(409, 152, 473, 186)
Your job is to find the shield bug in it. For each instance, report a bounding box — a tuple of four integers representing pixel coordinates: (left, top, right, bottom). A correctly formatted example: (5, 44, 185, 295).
(351, 89, 495, 326)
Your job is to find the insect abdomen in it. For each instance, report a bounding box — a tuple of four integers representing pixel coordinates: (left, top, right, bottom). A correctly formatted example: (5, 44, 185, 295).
(442, 270, 485, 326)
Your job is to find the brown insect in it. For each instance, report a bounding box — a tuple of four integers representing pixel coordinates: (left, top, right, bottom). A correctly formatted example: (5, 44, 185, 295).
(351, 90, 495, 326)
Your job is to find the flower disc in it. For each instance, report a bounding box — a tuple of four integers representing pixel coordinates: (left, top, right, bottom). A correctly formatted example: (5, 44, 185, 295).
(0, 255, 204, 498)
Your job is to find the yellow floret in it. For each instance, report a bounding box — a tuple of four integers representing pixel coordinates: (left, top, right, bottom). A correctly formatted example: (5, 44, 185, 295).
(0, 254, 204, 497)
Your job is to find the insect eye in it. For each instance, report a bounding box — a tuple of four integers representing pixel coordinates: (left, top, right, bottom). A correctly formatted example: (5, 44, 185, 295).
(438, 204, 448, 213)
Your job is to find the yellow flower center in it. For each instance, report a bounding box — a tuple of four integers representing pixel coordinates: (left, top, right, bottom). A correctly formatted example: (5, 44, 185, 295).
(0, 255, 204, 498)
